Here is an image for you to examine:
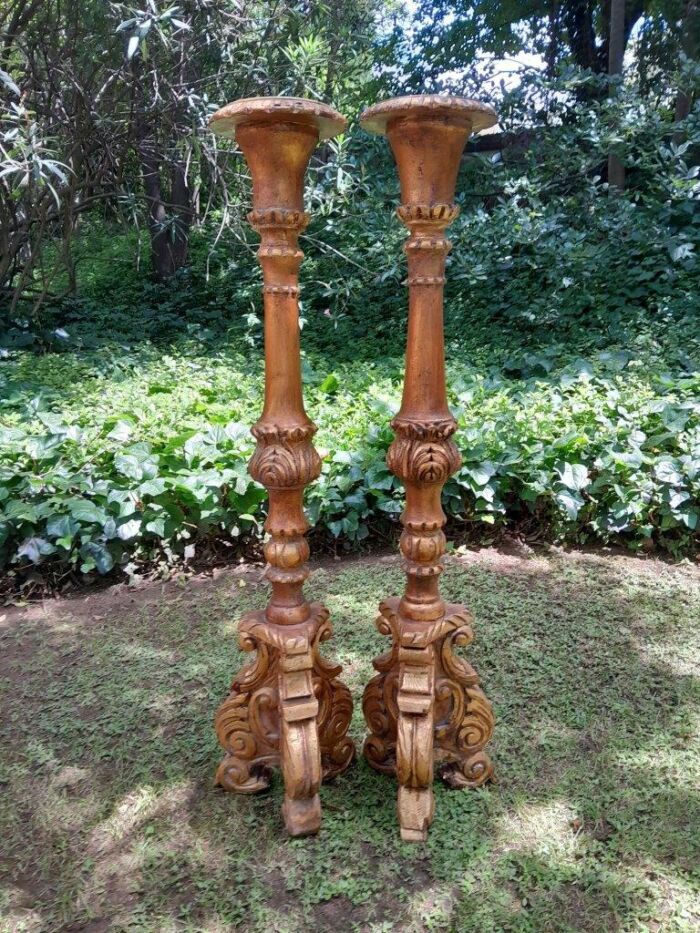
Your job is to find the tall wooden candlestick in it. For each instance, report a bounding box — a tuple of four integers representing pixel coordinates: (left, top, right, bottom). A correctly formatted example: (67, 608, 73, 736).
(209, 98, 354, 837)
(360, 96, 497, 842)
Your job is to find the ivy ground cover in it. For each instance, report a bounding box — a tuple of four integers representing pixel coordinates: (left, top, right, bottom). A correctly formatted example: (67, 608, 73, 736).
(1, 297, 699, 586)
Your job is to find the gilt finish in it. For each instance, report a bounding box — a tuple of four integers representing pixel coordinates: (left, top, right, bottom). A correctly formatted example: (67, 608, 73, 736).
(360, 95, 497, 842)
(210, 98, 354, 837)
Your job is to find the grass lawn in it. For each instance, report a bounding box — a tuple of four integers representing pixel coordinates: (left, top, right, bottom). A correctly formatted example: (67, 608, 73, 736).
(1, 546, 699, 932)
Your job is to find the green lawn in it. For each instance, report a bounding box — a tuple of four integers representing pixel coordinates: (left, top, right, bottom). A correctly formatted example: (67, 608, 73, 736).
(1, 547, 699, 932)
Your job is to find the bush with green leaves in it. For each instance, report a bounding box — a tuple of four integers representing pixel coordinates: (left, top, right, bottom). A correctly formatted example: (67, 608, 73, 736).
(1, 70, 699, 583)
(1, 333, 698, 585)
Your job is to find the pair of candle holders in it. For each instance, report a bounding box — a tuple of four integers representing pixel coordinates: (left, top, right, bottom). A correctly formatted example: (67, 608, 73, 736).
(210, 94, 496, 843)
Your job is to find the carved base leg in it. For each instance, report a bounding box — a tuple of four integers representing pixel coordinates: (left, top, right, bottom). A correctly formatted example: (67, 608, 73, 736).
(363, 598, 494, 841)
(216, 604, 354, 836)
(395, 641, 435, 841)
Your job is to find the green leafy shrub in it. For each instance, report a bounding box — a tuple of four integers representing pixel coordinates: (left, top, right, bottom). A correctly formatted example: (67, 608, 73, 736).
(1, 70, 699, 583)
(1, 340, 698, 585)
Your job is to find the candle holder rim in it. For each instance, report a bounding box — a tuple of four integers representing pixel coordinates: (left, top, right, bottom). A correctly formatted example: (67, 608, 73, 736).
(360, 94, 496, 136)
(209, 96, 347, 140)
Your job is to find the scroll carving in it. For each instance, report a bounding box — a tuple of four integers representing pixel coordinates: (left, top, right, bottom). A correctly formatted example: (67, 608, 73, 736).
(215, 607, 355, 803)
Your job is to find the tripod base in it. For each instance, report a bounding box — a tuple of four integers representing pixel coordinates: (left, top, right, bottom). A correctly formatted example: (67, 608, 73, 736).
(215, 604, 354, 837)
(363, 598, 494, 841)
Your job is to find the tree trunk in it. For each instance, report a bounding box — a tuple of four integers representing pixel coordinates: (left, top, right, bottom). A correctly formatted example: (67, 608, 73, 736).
(168, 158, 191, 272)
(138, 134, 191, 281)
(563, 0, 599, 72)
(563, 0, 644, 93)
(608, 0, 626, 190)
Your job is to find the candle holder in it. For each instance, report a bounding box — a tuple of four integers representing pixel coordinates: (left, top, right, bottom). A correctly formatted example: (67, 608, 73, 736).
(360, 96, 497, 842)
(209, 98, 354, 837)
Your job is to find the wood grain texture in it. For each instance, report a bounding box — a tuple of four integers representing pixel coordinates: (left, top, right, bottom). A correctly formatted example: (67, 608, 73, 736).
(360, 95, 496, 842)
(209, 98, 354, 837)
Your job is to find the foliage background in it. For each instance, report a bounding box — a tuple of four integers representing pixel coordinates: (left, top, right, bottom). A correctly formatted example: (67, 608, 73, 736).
(1, 0, 699, 588)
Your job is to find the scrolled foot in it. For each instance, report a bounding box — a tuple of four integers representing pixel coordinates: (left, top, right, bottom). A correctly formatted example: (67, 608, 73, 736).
(322, 733, 355, 780)
(438, 749, 494, 789)
(362, 599, 495, 840)
(363, 733, 397, 775)
(434, 620, 495, 790)
(362, 609, 400, 776)
(215, 754, 273, 794)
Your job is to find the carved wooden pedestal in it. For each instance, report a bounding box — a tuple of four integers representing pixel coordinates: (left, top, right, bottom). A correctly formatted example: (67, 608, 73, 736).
(209, 98, 354, 837)
(359, 96, 498, 842)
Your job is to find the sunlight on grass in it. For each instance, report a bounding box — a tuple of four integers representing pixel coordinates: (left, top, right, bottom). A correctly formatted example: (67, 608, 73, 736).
(496, 799, 582, 857)
(1, 550, 698, 931)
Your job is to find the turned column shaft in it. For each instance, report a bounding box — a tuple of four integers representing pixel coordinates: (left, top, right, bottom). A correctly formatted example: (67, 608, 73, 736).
(390, 113, 466, 413)
(238, 118, 312, 430)
(238, 120, 319, 626)
(389, 116, 469, 620)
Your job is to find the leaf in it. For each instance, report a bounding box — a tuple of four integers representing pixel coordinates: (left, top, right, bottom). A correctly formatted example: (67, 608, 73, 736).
(377, 498, 402, 514)
(127, 35, 140, 59)
(114, 453, 143, 480)
(25, 435, 61, 460)
(16, 536, 54, 563)
(0, 68, 20, 96)
(669, 242, 694, 262)
(139, 478, 166, 497)
(466, 462, 496, 486)
(3, 500, 38, 523)
(654, 460, 682, 485)
(86, 542, 114, 574)
(320, 373, 340, 394)
(46, 515, 76, 539)
(556, 490, 584, 521)
(669, 490, 690, 510)
(64, 498, 107, 525)
(557, 462, 590, 491)
(225, 421, 249, 442)
(107, 420, 134, 442)
(115, 446, 157, 481)
(184, 433, 213, 464)
(146, 517, 166, 537)
(117, 518, 142, 540)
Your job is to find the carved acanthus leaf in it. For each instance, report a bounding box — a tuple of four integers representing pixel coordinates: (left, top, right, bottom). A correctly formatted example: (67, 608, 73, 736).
(387, 435, 460, 486)
(248, 423, 321, 489)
